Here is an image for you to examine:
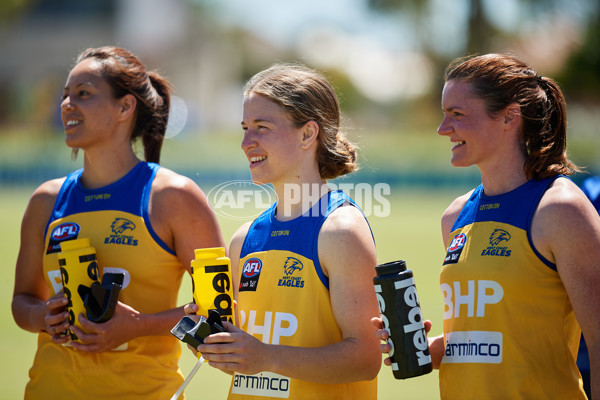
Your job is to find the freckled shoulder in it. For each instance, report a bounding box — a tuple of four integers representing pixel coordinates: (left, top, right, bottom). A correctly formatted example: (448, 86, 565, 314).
(441, 189, 474, 246)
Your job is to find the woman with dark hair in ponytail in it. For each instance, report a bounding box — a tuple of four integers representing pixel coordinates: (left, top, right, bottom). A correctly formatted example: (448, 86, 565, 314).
(12, 46, 225, 399)
(376, 54, 600, 399)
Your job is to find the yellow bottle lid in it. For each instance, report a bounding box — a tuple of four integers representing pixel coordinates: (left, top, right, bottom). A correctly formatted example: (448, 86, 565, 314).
(193, 247, 226, 260)
(60, 238, 91, 252)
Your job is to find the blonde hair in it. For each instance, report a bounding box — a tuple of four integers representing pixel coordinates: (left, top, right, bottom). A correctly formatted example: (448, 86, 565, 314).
(244, 63, 358, 180)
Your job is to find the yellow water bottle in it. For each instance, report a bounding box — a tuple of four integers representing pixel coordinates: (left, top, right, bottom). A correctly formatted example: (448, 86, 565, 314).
(58, 238, 101, 341)
(191, 247, 233, 323)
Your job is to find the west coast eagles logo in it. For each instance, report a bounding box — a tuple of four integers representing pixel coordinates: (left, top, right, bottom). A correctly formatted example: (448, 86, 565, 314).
(104, 218, 138, 246)
(111, 218, 136, 234)
(278, 257, 305, 288)
(489, 229, 511, 246)
(284, 257, 303, 275)
(481, 229, 512, 257)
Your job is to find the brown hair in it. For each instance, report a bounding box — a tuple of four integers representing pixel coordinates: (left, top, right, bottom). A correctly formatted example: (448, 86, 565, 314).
(75, 46, 172, 163)
(243, 63, 357, 180)
(445, 53, 578, 179)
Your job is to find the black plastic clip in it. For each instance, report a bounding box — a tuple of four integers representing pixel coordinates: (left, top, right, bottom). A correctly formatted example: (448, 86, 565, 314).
(77, 272, 124, 323)
(171, 310, 225, 348)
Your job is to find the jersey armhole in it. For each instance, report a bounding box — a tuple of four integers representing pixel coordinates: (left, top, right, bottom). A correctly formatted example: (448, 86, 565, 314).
(313, 198, 371, 291)
(526, 176, 560, 271)
(142, 165, 176, 256)
(527, 229, 557, 271)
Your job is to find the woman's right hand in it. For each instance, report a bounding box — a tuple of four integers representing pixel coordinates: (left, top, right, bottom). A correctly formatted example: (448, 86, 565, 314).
(44, 292, 70, 344)
(372, 317, 435, 367)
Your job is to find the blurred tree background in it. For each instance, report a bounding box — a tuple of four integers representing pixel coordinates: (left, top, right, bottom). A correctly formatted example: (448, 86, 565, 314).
(1, 0, 599, 186)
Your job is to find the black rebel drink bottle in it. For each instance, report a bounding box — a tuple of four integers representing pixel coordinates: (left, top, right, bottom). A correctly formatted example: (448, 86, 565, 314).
(373, 260, 432, 379)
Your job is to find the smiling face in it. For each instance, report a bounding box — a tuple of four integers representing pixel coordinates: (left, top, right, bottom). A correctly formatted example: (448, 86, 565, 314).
(438, 79, 507, 170)
(60, 58, 128, 151)
(241, 94, 306, 187)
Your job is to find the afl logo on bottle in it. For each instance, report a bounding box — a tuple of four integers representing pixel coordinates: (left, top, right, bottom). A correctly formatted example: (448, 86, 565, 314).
(443, 233, 467, 265)
(239, 258, 262, 292)
(47, 222, 80, 254)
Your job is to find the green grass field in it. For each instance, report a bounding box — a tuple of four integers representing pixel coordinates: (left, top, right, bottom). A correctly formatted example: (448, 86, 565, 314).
(0, 184, 469, 399)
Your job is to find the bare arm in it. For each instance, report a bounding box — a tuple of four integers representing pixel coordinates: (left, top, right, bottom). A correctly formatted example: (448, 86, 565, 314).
(12, 179, 70, 341)
(532, 178, 600, 399)
(151, 168, 227, 271)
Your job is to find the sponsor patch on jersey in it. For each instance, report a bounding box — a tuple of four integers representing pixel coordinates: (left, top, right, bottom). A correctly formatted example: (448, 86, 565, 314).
(240, 257, 263, 292)
(443, 330, 503, 364)
(231, 371, 291, 398)
(104, 218, 138, 246)
(443, 233, 467, 265)
(47, 222, 80, 254)
(480, 229, 512, 257)
(277, 257, 305, 288)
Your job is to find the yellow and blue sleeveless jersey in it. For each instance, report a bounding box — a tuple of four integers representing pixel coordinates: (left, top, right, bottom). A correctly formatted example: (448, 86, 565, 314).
(229, 190, 377, 400)
(28, 162, 186, 400)
(439, 177, 586, 399)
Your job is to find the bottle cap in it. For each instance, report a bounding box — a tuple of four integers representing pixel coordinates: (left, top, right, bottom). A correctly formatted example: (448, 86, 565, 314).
(59, 237, 91, 251)
(375, 260, 407, 276)
(194, 247, 226, 260)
